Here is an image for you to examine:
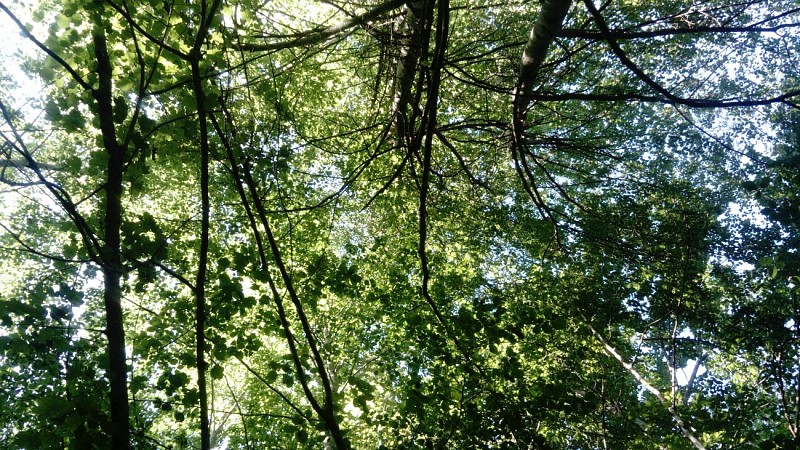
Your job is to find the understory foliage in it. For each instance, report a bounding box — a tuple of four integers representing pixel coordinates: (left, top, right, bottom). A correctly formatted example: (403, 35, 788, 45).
(1, 0, 799, 448)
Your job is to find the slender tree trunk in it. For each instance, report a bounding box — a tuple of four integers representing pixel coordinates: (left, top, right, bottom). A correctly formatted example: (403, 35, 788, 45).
(189, 2, 223, 448)
(190, 50, 212, 450)
(92, 23, 131, 450)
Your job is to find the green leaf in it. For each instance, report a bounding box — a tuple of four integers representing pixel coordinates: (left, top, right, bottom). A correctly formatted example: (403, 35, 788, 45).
(138, 115, 157, 133)
(210, 364, 224, 380)
(55, 13, 70, 28)
(62, 108, 85, 132)
(113, 96, 128, 123)
(44, 99, 61, 121)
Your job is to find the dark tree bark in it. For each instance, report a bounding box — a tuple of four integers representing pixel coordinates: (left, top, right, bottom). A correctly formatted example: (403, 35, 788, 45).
(189, 1, 223, 448)
(190, 52, 212, 450)
(92, 22, 131, 450)
(391, 0, 426, 141)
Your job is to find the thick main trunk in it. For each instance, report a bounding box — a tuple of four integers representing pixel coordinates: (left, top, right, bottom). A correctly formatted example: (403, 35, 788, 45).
(92, 25, 131, 450)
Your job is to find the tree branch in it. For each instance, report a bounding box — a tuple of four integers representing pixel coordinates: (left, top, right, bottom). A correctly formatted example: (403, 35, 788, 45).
(105, 0, 189, 59)
(531, 90, 800, 107)
(581, 312, 706, 450)
(236, 0, 406, 52)
(0, 100, 103, 262)
(0, 2, 92, 90)
(559, 21, 800, 40)
(582, 0, 800, 109)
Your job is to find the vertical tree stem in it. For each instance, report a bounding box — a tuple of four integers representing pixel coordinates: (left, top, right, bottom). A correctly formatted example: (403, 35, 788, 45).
(189, 2, 222, 448)
(92, 21, 131, 450)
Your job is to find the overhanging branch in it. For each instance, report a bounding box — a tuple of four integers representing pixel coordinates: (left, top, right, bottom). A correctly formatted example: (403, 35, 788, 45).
(582, 0, 800, 109)
(531, 90, 800, 108)
(559, 21, 800, 40)
(0, 1, 92, 90)
(236, 0, 406, 52)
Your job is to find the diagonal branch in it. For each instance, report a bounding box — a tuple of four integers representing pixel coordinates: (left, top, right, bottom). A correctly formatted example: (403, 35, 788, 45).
(105, 0, 189, 59)
(532, 90, 800, 108)
(236, 356, 310, 421)
(213, 116, 325, 419)
(240, 160, 350, 449)
(0, 2, 92, 90)
(0, 100, 103, 262)
(0, 222, 92, 264)
(580, 311, 706, 450)
(211, 109, 349, 448)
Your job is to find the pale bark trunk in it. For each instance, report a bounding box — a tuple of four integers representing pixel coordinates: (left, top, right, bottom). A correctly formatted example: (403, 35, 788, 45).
(513, 0, 573, 124)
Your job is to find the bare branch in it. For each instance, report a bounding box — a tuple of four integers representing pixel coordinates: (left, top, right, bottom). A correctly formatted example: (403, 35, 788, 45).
(559, 21, 800, 40)
(531, 90, 800, 107)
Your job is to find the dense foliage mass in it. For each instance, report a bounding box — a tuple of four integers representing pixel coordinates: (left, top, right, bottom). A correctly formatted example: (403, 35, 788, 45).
(1, 0, 799, 448)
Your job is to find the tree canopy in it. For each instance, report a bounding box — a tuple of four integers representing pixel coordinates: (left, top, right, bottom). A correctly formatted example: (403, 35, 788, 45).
(1, 0, 799, 448)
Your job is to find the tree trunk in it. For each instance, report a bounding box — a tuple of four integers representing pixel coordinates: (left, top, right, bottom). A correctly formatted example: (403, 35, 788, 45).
(92, 23, 131, 450)
(189, 2, 224, 448)
(513, 0, 573, 123)
(190, 51, 212, 450)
